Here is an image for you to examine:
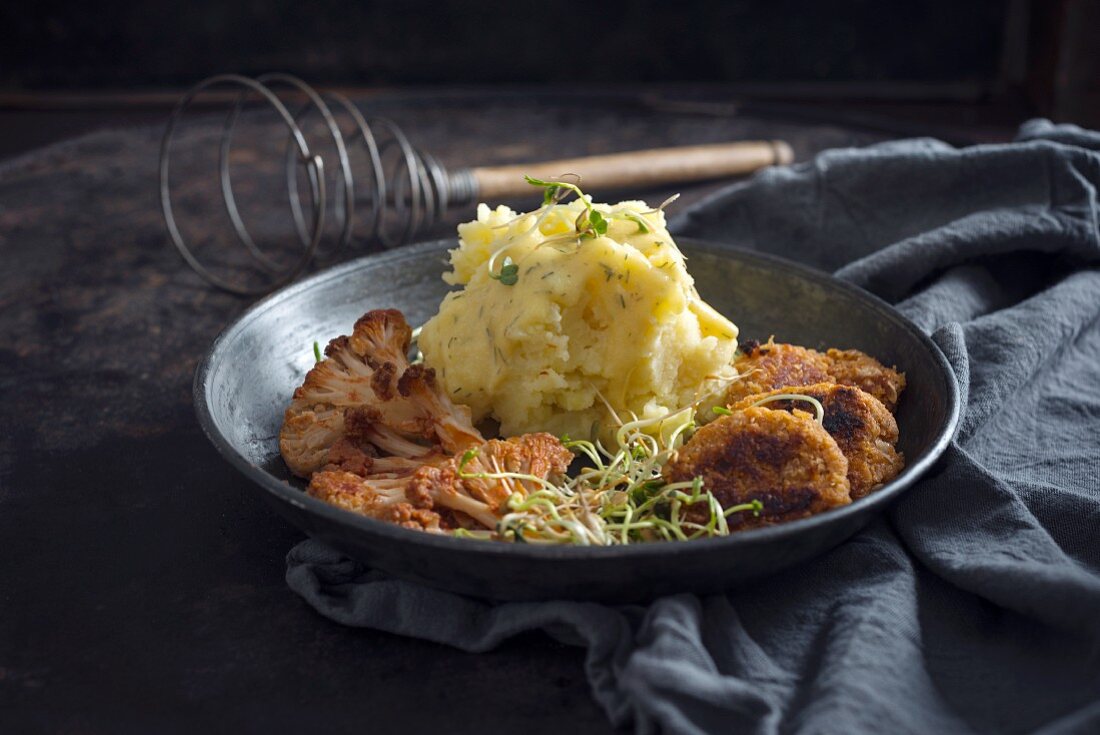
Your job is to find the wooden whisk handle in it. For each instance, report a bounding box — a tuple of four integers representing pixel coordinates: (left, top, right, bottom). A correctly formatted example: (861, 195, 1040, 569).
(470, 140, 793, 200)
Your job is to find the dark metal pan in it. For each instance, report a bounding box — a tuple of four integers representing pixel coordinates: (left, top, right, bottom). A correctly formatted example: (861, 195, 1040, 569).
(194, 238, 960, 601)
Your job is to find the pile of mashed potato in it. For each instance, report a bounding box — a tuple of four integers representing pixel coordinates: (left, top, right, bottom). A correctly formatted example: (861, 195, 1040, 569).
(418, 195, 739, 442)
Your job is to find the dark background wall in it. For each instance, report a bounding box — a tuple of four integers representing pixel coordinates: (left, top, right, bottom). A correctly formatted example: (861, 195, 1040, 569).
(2, 0, 1010, 88)
(0, 0, 1096, 144)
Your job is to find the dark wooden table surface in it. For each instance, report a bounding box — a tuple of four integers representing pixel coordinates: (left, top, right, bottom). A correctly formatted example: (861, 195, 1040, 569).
(0, 88, 1020, 733)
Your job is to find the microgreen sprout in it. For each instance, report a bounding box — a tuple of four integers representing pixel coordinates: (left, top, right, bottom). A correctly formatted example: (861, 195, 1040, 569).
(542, 185, 559, 205)
(750, 393, 826, 424)
(452, 527, 494, 540)
(726, 499, 764, 518)
(489, 256, 519, 286)
(575, 208, 608, 239)
(654, 193, 681, 212)
(450, 400, 761, 545)
(525, 174, 587, 207)
(312, 341, 322, 363)
(458, 447, 479, 473)
(625, 213, 650, 233)
(524, 174, 608, 239)
(712, 406, 734, 416)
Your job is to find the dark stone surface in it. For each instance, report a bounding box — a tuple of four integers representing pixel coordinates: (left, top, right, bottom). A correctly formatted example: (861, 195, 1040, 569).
(0, 90, 993, 732)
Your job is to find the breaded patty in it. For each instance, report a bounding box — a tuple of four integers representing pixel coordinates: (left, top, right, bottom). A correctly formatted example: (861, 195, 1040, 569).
(724, 341, 834, 406)
(725, 339, 906, 412)
(823, 349, 906, 412)
(665, 406, 851, 530)
(731, 383, 904, 499)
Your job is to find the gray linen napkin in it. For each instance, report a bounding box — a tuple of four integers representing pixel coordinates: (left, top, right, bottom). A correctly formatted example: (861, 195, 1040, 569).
(287, 120, 1100, 734)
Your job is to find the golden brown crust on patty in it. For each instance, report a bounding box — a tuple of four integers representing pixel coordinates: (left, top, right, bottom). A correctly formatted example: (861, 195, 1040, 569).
(731, 383, 904, 499)
(725, 341, 834, 406)
(823, 349, 907, 413)
(665, 407, 851, 530)
(725, 340, 906, 414)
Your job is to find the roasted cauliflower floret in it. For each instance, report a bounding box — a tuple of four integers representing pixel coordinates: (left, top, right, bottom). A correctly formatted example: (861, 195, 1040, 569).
(404, 432, 572, 527)
(308, 470, 446, 532)
(309, 432, 572, 531)
(348, 307, 414, 369)
(279, 309, 483, 478)
(665, 406, 851, 530)
(322, 437, 448, 478)
(450, 432, 575, 512)
(730, 383, 904, 499)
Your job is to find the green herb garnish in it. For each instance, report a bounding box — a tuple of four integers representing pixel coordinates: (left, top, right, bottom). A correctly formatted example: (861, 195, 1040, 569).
(725, 499, 764, 518)
(458, 447, 479, 473)
(524, 174, 608, 239)
(586, 209, 609, 237)
(312, 341, 322, 363)
(525, 174, 584, 204)
(447, 398, 762, 545)
(489, 256, 519, 286)
(625, 213, 650, 233)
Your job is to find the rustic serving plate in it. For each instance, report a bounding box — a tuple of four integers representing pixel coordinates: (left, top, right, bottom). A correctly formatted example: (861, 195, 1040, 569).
(195, 238, 960, 602)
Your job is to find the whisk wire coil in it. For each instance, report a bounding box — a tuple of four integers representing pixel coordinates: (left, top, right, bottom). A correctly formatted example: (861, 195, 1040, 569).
(159, 73, 457, 296)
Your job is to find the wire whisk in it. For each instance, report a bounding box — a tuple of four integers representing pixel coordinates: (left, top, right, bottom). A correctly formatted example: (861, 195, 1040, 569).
(160, 73, 792, 296)
(160, 72, 475, 295)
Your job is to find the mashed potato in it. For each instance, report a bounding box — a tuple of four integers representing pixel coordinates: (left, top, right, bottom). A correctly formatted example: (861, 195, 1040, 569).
(418, 195, 738, 442)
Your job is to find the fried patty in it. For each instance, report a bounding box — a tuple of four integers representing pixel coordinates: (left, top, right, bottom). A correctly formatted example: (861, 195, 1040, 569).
(725, 341, 834, 406)
(726, 339, 906, 412)
(823, 349, 906, 412)
(666, 406, 851, 530)
(730, 383, 904, 499)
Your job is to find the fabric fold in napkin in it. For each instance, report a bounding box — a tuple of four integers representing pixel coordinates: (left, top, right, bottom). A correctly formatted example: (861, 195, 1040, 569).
(287, 120, 1100, 735)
